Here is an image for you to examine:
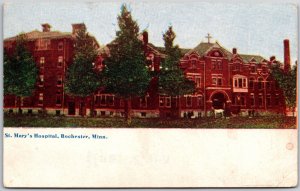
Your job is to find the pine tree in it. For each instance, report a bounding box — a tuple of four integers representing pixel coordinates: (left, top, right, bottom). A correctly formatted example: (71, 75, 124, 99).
(159, 26, 195, 118)
(271, 63, 297, 116)
(103, 5, 151, 124)
(65, 25, 101, 116)
(4, 33, 38, 114)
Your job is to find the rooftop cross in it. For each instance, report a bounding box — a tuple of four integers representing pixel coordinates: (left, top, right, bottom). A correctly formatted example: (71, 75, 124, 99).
(205, 33, 212, 43)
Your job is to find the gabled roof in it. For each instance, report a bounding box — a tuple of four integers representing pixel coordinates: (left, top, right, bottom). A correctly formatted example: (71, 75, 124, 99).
(186, 42, 233, 59)
(239, 54, 266, 63)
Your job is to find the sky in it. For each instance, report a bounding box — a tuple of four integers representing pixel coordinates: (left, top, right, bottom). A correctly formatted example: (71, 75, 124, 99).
(3, 0, 298, 64)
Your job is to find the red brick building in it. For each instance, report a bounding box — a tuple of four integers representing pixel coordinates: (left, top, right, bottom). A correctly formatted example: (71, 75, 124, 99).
(4, 23, 101, 116)
(4, 25, 288, 118)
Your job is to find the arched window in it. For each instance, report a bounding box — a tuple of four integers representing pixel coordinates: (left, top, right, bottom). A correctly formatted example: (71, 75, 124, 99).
(258, 78, 264, 89)
(249, 78, 255, 89)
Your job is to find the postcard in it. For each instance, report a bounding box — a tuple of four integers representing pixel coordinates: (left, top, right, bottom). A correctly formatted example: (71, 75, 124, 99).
(2, 0, 298, 188)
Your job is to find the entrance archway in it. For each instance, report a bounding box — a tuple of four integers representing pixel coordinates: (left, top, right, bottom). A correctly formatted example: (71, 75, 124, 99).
(211, 92, 226, 109)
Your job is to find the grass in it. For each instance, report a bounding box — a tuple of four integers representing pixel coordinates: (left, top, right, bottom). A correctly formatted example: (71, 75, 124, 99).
(3, 114, 297, 129)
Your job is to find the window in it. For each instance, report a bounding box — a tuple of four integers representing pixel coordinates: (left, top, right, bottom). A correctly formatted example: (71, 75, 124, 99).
(233, 94, 245, 106)
(250, 94, 255, 106)
(58, 56, 63, 67)
(95, 95, 100, 105)
(238, 78, 243, 88)
(38, 93, 43, 106)
(243, 79, 247, 87)
(212, 77, 223, 86)
(195, 76, 201, 88)
(240, 96, 245, 106)
(186, 96, 192, 107)
(159, 97, 164, 107)
(258, 94, 263, 107)
(140, 96, 148, 108)
(56, 95, 62, 105)
(171, 97, 178, 108)
(58, 42, 63, 50)
(38, 75, 44, 86)
(233, 76, 247, 88)
(57, 75, 62, 86)
(197, 95, 203, 107)
(251, 65, 256, 73)
(120, 99, 124, 107)
(275, 94, 279, 106)
(141, 112, 146, 117)
(275, 82, 280, 90)
(249, 78, 255, 89)
(266, 81, 272, 89)
(266, 94, 271, 107)
(217, 61, 222, 70)
(107, 96, 114, 106)
(56, 110, 61, 115)
(258, 78, 264, 89)
(191, 60, 196, 68)
(166, 97, 171, 107)
(212, 60, 222, 70)
(235, 63, 240, 71)
(159, 96, 171, 108)
(36, 39, 51, 50)
(100, 96, 106, 106)
(98, 95, 115, 106)
(40, 57, 45, 67)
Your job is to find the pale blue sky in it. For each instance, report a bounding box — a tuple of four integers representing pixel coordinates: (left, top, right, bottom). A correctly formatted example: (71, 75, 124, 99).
(4, 0, 298, 63)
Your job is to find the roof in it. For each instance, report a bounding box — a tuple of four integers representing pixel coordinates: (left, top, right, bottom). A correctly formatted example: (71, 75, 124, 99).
(239, 54, 266, 63)
(148, 43, 191, 56)
(4, 30, 73, 41)
(186, 41, 233, 59)
(4, 29, 101, 48)
(185, 41, 269, 63)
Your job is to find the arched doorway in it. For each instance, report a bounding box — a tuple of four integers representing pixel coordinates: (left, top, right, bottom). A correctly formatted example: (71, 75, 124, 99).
(211, 92, 226, 109)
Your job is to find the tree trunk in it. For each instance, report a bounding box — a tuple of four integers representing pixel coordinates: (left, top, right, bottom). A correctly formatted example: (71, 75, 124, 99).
(80, 97, 84, 117)
(124, 97, 132, 125)
(90, 94, 95, 117)
(178, 96, 181, 118)
(18, 96, 23, 114)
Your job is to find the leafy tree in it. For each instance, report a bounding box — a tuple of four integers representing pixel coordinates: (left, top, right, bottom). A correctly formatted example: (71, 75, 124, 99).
(103, 5, 151, 124)
(4, 34, 38, 113)
(158, 26, 195, 118)
(65, 25, 100, 116)
(271, 63, 297, 116)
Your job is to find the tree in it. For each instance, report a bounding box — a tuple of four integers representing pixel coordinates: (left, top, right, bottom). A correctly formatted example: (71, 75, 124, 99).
(65, 25, 101, 116)
(158, 26, 195, 118)
(103, 5, 151, 124)
(271, 63, 297, 116)
(4, 33, 38, 113)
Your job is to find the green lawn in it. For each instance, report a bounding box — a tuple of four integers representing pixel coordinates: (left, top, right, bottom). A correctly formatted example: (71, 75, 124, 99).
(3, 114, 297, 128)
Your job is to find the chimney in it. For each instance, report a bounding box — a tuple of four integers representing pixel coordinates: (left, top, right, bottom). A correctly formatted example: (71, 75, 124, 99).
(270, 56, 276, 62)
(142, 31, 148, 45)
(72, 23, 86, 34)
(41, 23, 51, 32)
(232, 48, 237, 54)
(284, 39, 291, 72)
